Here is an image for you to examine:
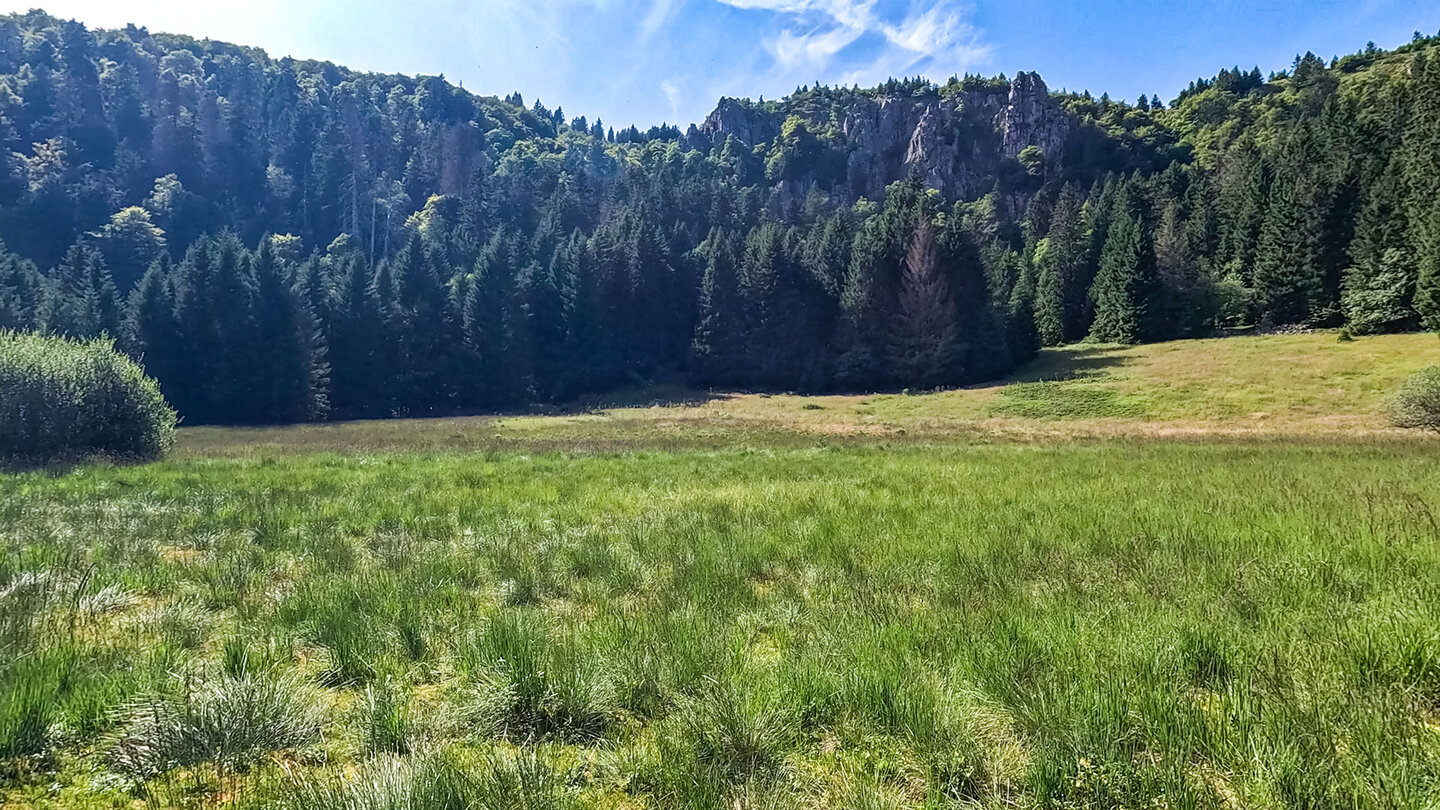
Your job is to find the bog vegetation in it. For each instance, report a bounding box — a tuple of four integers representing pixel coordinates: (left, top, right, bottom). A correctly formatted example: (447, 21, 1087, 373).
(0, 330, 174, 462)
(0, 12, 1437, 423)
(1, 436, 1439, 809)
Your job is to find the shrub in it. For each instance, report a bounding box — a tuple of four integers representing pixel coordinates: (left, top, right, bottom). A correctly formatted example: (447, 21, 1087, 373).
(0, 331, 176, 463)
(1386, 366, 1440, 431)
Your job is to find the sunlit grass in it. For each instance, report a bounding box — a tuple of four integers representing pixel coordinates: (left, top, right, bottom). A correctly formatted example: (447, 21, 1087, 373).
(2, 437, 1439, 807)
(171, 331, 1440, 460)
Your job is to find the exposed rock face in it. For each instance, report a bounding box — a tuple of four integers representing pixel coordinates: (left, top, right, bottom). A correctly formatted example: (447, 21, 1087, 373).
(686, 97, 780, 150)
(998, 72, 1069, 160)
(687, 71, 1072, 209)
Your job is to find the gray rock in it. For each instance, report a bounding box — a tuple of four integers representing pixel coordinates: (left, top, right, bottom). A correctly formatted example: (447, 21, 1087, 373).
(689, 71, 1071, 208)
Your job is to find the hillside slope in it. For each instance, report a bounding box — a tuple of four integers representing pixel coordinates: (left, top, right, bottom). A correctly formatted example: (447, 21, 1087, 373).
(178, 331, 1440, 456)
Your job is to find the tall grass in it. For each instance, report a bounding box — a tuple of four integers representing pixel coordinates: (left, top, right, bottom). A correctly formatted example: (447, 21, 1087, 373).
(109, 670, 325, 777)
(2, 439, 1439, 807)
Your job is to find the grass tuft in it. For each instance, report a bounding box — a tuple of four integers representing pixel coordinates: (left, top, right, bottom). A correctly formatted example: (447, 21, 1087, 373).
(109, 670, 325, 777)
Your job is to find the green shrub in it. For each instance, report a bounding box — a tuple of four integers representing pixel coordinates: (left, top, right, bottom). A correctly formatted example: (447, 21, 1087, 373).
(1386, 366, 1440, 431)
(0, 331, 176, 463)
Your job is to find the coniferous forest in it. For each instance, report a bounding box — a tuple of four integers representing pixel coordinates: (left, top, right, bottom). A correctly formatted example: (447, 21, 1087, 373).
(0, 10, 1438, 424)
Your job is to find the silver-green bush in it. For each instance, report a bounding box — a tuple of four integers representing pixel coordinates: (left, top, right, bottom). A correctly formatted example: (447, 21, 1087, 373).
(1387, 366, 1440, 431)
(0, 330, 176, 462)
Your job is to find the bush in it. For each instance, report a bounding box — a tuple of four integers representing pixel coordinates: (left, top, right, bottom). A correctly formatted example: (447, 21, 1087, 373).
(0, 331, 176, 462)
(1387, 366, 1440, 431)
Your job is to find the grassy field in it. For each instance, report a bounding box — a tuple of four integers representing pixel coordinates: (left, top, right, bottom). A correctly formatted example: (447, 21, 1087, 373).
(177, 331, 1440, 458)
(3, 332, 1440, 810)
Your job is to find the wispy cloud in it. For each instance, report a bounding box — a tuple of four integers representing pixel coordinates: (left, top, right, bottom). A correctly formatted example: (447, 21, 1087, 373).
(641, 0, 682, 40)
(714, 0, 988, 80)
(768, 24, 864, 68)
(660, 79, 683, 121)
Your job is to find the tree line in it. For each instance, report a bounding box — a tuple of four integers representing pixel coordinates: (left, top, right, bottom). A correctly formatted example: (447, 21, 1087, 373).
(0, 11, 1437, 423)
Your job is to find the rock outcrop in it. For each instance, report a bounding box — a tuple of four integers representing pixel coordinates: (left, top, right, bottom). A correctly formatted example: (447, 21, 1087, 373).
(686, 71, 1072, 208)
(998, 72, 1069, 160)
(685, 97, 780, 150)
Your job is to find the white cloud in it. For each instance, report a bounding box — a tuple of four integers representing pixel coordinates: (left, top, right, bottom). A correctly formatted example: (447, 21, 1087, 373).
(715, 0, 987, 77)
(661, 79, 683, 122)
(768, 24, 864, 68)
(640, 0, 682, 40)
(717, 0, 876, 31)
(882, 4, 962, 54)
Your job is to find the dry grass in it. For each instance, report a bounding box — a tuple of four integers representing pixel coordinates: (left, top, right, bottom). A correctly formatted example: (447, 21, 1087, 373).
(177, 331, 1440, 458)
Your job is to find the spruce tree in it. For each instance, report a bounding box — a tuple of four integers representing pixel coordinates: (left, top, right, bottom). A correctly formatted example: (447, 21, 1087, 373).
(889, 215, 958, 387)
(250, 237, 328, 423)
(123, 255, 179, 390)
(1033, 184, 1086, 344)
(1088, 183, 1156, 344)
(44, 242, 119, 339)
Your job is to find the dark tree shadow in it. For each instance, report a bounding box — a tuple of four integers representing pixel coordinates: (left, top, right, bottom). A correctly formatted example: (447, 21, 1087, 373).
(556, 386, 733, 415)
(972, 345, 1133, 389)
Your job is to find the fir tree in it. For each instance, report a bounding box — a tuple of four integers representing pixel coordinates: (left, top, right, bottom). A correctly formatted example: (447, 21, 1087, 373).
(123, 255, 178, 389)
(1343, 155, 1416, 332)
(691, 229, 745, 386)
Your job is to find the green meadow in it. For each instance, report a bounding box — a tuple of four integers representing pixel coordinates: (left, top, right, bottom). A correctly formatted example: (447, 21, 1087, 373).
(3, 334, 1440, 809)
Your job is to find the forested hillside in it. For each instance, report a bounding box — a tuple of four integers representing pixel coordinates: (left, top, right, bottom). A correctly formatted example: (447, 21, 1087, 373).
(0, 9, 1436, 423)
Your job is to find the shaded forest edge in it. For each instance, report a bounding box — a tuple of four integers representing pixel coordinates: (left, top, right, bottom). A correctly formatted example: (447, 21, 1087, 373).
(0, 10, 1436, 424)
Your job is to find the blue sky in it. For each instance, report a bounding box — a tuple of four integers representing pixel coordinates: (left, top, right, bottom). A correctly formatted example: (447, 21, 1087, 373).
(8, 1, 1440, 128)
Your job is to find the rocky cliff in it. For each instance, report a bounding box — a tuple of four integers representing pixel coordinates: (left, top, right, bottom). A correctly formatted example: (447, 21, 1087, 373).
(685, 72, 1070, 207)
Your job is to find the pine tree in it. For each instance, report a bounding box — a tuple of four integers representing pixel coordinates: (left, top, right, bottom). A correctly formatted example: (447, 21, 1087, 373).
(91, 206, 166, 292)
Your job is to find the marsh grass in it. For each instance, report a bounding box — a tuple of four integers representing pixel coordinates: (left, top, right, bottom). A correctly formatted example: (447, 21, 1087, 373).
(108, 669, 326, 777)
(2, 432, 1440, 807)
